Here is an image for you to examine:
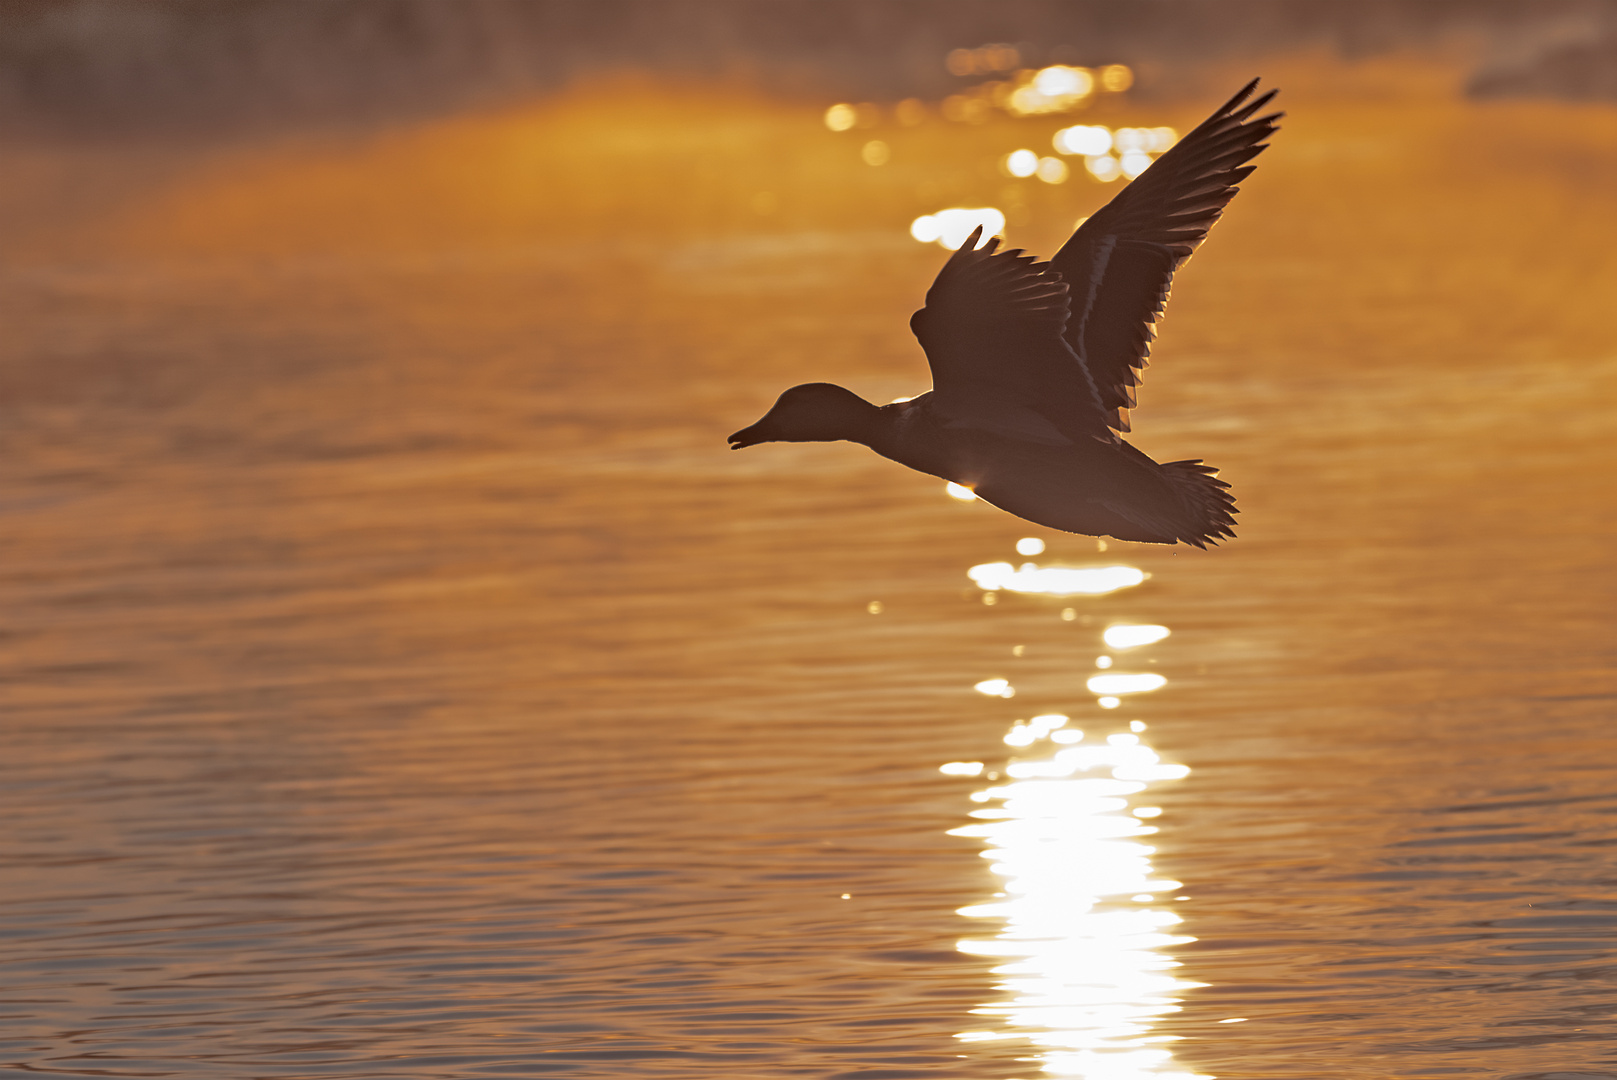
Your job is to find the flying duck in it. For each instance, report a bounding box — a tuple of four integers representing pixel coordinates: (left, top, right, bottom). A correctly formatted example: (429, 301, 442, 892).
(729, 80, 1280, 547)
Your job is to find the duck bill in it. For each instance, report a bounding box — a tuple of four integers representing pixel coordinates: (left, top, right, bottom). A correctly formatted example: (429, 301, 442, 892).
(727, 421, 771, 449)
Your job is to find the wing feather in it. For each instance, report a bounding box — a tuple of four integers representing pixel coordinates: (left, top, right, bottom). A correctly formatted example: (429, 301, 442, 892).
(910, 227, 1114, 442)
(1049, 79, 1282, 432)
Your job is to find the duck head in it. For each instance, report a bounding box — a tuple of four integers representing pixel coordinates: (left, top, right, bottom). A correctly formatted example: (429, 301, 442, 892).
(728, 383, 883, 449)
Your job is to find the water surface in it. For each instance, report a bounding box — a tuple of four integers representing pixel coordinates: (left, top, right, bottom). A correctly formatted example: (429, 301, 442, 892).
(2, 60, 1616, 1079)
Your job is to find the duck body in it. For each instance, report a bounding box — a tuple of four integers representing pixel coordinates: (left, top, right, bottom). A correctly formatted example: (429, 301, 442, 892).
(730, 384, 1232, 546)
(728, 80, 1280, 548)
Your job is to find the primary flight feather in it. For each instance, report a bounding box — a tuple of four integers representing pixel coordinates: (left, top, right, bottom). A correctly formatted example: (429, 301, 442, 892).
(730, 79, 1281, 547)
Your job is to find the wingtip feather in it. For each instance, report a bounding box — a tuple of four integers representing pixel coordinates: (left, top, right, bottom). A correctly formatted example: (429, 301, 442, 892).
(1232, 87, 1280, 122)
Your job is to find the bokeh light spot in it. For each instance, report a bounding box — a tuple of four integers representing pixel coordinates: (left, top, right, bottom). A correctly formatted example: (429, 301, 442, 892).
(1085, 154, 1122, 181)
(1054, 124, 1112, 156)
(1100, 63, 1134, 92)
(1004, 149, 1039, 177)
(824, 103, 856, 131)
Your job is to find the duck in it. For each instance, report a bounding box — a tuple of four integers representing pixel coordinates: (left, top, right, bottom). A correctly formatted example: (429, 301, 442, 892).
(729, 80, 1280, 547)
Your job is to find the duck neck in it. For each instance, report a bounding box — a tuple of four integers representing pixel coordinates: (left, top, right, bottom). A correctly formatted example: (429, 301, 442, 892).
(839, 397, 887, 447)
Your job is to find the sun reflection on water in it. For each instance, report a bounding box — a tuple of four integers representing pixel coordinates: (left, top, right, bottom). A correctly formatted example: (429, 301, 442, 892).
(969, 561, 1147, 596)
(950, 590, 1204, 1079)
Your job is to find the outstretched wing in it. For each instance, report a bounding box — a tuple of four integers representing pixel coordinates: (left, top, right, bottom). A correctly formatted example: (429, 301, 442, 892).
(910, 226, 1114, 443)
(1049, 78, 1282, 432)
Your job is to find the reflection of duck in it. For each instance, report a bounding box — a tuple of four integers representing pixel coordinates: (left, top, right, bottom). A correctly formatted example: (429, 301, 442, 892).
(730, 81, 1280, 547)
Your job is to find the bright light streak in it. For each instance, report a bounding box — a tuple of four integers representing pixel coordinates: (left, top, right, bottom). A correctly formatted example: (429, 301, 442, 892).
(1015, 537, 1045, 556)
(1104, 625, 1171, 649)
(946, 480, 980, 501)
(954, 724, 1203, 1077)
(1087, 673, 1167, 695)
(941, 761, 986, 776)
(968, 562, 1146, 597)
(975, 678, 1016, 698)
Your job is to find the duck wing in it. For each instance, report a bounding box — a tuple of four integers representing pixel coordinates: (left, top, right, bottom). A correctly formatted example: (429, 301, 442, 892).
(1048, 78, 1281, 433)
(910, 226, 1115, 444)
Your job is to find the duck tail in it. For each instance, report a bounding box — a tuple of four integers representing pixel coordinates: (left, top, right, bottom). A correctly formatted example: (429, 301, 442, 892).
(1161, 459, 1238, 548)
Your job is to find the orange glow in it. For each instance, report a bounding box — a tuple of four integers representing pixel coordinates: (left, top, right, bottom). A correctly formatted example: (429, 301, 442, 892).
(9, 49, 1617, 1080)
(895, 97, 928, 125)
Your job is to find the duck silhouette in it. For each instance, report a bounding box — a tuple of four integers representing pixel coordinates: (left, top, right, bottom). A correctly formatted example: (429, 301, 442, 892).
(729, 80, 1280, 547)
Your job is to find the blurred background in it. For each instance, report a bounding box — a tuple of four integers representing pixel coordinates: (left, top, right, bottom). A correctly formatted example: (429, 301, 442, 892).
(3, 2, 1617, 1078)
(4, 0, 1617, 137)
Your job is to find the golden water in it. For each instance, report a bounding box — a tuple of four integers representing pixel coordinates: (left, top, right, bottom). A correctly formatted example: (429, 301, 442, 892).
(3, 58, 1616, 1078)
